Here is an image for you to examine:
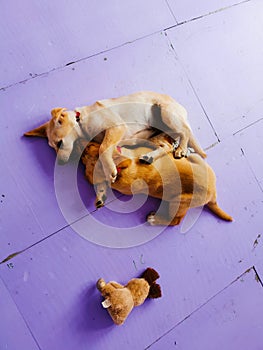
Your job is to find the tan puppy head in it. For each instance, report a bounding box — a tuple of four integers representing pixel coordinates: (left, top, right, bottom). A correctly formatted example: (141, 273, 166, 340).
(25, 108, 79, 164)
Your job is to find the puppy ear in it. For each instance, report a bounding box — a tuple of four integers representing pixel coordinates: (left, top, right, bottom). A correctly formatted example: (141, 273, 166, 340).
(51, 108, 66, 119)
(24, 122, 49, 138)
(117, 159, 132, 169)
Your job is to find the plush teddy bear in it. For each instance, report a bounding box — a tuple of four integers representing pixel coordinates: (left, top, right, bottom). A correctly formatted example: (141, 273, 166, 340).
(96, 267, 162, 325)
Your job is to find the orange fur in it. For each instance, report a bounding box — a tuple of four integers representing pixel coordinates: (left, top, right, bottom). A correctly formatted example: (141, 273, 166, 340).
(81, 134, 232, 226)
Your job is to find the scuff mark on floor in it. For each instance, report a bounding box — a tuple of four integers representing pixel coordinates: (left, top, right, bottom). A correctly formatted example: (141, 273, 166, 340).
(252, 234, 261, 251)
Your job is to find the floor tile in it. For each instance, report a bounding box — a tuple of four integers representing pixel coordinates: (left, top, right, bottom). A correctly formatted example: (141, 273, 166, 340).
(234, 118, 263, 189)
(167, 0, 246, 22)
(0, 277, 39, 350)
(2, 1, 263, 348)
(147, 268, 263, 350)
(167, 0, 263, 139)
(1, 135, 262, 349)
(0, 32, 216, 260)
(0, 0, 175, 88)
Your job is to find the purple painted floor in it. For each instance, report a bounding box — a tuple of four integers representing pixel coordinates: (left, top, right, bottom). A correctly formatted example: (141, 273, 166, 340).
(1, 0, 263, 349)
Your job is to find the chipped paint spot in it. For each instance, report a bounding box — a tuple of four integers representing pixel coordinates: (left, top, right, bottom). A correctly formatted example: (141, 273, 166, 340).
(253, 234, 261, 250)
(23, 271, 29, 282)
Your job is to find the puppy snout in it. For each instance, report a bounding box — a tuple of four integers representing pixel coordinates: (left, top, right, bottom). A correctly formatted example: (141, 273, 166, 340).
(57, 158, 67, 165)
(57, 151, 70, 165)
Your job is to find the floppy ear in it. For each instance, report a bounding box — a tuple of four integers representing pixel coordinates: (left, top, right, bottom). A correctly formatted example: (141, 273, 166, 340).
(117, 159, 132, 169)
(24, 122, 49, 138)
(51, 108, 67, 126)
(51, 108, 66, 119)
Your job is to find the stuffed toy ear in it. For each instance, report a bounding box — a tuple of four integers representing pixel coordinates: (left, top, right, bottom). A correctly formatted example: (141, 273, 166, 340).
(141, 268, 160, 284)
(24, 122, 49, 138)
(141, 268, 162, 299)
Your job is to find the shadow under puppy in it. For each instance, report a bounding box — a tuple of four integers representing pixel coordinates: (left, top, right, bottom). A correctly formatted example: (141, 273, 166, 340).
(80, 134, 233, 226)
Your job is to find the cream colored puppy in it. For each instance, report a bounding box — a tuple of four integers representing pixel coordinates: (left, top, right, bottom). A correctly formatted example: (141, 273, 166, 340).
(25, 91, 206, 182)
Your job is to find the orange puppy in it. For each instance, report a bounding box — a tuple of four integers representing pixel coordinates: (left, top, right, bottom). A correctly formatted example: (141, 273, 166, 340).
(81, 134, 232, 226)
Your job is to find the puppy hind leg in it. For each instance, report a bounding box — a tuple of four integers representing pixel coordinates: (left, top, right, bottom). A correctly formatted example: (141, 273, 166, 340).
(147, 211, 171, 226)
(139, 139, 174, 164)
(158, 104, 191, 158)
(99, 125, 126, 183)
(147, 200, 187, 226)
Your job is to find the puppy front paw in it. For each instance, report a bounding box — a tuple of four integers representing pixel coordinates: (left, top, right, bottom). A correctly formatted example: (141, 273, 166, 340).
(103, 164, 118, 183)
(174, 146, 188, 159)
(147, 211, 156, 225)
(109, 169, 118, 183)
(95, 194, 107, 209)
(139, 154, 154, 164)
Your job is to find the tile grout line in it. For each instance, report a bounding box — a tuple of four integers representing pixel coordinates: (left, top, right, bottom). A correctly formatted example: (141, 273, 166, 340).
(0, 0, 251, 92)
(0, 275, 42, 350)
(0, 192, 125, 264)
(232, 125, 263, 193)
(164, 0, 251, 30)
(164, 0, 178, 24)
(145, 266, 256, 349)
(0, 29, 162, 92)
(253, 266, 263, 287)
(163, 31, 220, 142)
(233, 117, 263, 135)
(238, 146, 263, 193)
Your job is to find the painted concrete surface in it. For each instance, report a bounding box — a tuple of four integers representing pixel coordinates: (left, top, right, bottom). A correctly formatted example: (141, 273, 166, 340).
(147, 268, 263, 350)
(1, 1, 263, 349)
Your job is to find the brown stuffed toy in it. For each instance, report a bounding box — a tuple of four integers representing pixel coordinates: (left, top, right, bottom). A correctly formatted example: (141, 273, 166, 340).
(96, 268, 162, 325)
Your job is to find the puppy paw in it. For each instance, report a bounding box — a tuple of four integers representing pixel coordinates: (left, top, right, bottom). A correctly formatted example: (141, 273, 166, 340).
(104, 167, 118, 183)
(110, 170, 118, 183)
(174, 146, 188, 159)
(95, 197, 107, 209)
(147, 211, 156, 225)
(139, 154, 154, 164)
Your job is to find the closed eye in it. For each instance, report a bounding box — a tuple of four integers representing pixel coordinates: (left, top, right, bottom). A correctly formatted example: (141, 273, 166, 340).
(57, 140, 63, 149)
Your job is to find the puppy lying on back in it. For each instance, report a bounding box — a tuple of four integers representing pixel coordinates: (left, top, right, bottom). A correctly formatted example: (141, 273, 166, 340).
(80, 134, 232, 226)
(24, 91, 206, 183)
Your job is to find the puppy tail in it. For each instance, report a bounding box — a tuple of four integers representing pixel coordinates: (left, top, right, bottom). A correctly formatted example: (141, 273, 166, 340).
(206, 202, 233, 221)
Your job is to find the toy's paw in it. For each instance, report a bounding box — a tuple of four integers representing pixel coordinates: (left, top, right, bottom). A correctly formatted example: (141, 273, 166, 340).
(139, 154, 154, 164)
(96, 278, 106, 291)
(147, 211, 156, 225)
